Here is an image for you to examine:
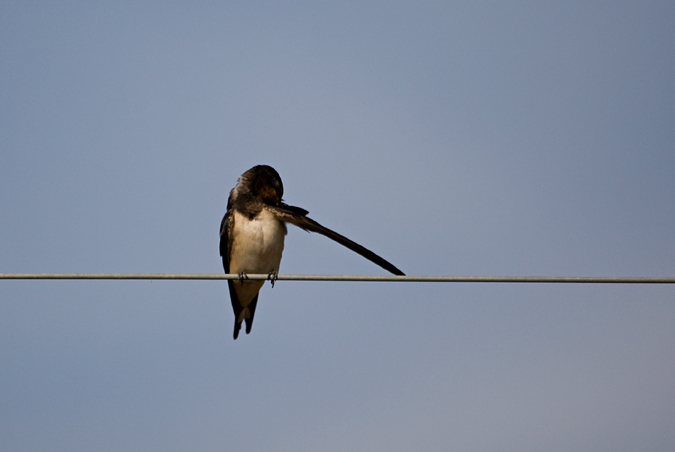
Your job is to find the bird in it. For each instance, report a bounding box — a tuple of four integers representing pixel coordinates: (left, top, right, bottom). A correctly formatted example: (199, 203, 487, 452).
(220, 165, 404, 339)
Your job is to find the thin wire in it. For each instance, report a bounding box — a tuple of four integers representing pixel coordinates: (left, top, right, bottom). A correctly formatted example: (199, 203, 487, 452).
(1, 274, 674, 283)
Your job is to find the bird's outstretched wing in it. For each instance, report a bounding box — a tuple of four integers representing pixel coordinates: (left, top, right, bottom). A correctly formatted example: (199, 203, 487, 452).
(264, 204, 405, 276)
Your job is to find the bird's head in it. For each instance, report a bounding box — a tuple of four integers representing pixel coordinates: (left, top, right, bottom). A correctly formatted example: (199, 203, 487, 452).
(243, 164, 283, 206)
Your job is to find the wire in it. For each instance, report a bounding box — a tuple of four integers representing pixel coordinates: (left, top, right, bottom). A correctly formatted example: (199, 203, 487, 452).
(1, 274, 674, 283)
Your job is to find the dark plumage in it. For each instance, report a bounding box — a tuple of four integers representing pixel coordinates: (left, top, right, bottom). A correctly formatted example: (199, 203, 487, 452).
(220, 165, 404, 339)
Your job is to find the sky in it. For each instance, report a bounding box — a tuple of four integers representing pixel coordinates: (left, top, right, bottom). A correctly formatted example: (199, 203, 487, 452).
(1, 1, 674, 451)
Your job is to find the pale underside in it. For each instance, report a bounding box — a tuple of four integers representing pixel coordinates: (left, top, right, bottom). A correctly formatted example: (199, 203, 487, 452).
(229, 209, 287, 316)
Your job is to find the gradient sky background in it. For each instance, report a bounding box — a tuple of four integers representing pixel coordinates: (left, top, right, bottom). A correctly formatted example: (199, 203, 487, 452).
(1, 2, 674, 451)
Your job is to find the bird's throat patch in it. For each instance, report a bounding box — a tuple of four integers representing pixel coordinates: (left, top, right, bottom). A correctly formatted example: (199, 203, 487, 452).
(260, 186, 279, 205)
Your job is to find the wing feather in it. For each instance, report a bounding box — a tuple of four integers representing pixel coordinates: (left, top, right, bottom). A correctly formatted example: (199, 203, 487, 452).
(265, 204, 404, 276)
(220, 210, 245, 339)
(219, 210, 232, 272)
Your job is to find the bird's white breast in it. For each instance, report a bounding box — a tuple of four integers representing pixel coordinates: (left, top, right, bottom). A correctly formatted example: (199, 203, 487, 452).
(229, 209, 287, 305)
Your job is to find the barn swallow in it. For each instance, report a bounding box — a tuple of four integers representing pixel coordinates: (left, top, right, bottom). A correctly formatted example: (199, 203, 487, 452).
(220, 165, 404, 339)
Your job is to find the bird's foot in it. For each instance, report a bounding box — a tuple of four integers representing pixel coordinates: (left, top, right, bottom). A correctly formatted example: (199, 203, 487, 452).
(238, 271, 248, 286)
(268, 270, 278, 288)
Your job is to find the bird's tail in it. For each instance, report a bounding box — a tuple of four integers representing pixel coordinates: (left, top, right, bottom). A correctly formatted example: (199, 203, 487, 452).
(230, 290, 259, 340)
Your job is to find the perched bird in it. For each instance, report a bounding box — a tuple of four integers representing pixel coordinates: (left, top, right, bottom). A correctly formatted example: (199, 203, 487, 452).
(220, 165, 404, 339)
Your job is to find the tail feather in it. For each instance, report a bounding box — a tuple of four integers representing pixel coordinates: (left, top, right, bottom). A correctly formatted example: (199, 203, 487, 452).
(244, 295, 259, 335)
(229, 279, 259, 339)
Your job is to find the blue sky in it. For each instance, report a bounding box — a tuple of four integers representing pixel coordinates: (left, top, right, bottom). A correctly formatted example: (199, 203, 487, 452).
(1, 2, 674, 451)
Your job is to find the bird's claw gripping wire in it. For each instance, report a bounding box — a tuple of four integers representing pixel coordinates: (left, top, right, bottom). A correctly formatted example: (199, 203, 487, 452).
(268, 271, 278, 287)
